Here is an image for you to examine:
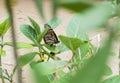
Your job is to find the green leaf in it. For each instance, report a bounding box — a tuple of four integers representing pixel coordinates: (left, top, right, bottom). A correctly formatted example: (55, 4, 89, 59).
(104, 65, 112, 76)
(19, 52, 37, 66)
(59, 43, 69, 52)
(0, 16, 10, 36)
(59, 35, 83, 51)
(43, 44, 59, 52)
(4, 42, 33, 49)
(20, 24, 38, 44)
(101, 75, 120, 83)
(28, 17, 41, 35)
(66, 2, 113, 39)
(59, 0, 93, 13)
(80, 42, 90, 58)
(31, 60, 67, 76)
(34, 0, 45, 20)
(47, 17, 62, 29)
(65, 33, 115, 83)
(0, 50, 6, 56)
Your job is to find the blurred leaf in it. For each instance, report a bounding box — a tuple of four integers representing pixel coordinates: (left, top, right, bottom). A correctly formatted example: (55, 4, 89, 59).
(47, 17, 62, 29)
(20, 24, 38, 44)
(38, 27, 49, 42)
(31, 60, 67, 76)
(110, 51, 116, 56)
(65, 33, 114, 83)
(28, 17, 41, 35)
(66, 2, 113, 39)
(59, 0, 92, 13)
(4, 42, 33, 49)
(59, 43, 69, 52)
(0, 50, 6, 56)
(34, 0, 45, 20)
(0, 16, 10, 36)
(104, 65, 112, 76)
(52, 0, 58, 17)
(59, 35, 83, 52)
(19, 52, 37, 66)
(43, 44, 59, 52)
(80, 42, 90, 58)
(101, 75, 120, 83)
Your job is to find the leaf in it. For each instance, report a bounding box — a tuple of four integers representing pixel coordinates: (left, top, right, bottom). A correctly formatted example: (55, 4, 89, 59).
(34, 0, 45, 20)
(66, 2, 113, 39)
(59, 43, 69, 52)
(31, 60, 67, 76)
(59, 0, 93, 13)
(20, 24, 38, 44)
(0, 16, 11, 36)
(59, 35, 83, 51)
(47, 17, 62, 29)
(28, 17, 41, 35)
(65, 33, 115, 83)
(43, 44, 59, 52)
(101, 75, 120, 83)
(4, 42, 33, 49)
(104, 65, 112, 76)
(0, 50, 6, 56)
(19, 52, 37, 66)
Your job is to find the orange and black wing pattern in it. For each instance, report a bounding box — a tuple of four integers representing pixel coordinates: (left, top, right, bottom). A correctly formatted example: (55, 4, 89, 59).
(43, 24, 60, 46)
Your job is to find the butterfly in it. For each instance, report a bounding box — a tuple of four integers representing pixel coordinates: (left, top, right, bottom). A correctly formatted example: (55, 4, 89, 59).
(43, 24, 60, 46)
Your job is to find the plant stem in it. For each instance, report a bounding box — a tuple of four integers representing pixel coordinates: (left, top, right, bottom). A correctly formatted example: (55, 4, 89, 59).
(0, 36, 5, 83)
(5, 0, 22, 83)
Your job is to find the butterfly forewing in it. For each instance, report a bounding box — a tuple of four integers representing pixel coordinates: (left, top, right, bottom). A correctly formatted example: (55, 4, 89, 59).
(43, 24, 60, 46)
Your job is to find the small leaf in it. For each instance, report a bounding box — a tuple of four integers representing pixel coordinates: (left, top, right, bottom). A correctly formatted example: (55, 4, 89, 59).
(20, 24, 38, 44)
(59, 0, 92, 13)
(43, 44, 59, 52)
(4, 42, 33, 49)
(47, 17, 62, 29)
(101, 75, 120, 83)
(19, 52, 37, 66)
(31, 60, 67, 76)
(0, 50, 6, 56)
(59, 35, 83, 51)
(28, 17, 41, 35)
(0, 16, 11, 36)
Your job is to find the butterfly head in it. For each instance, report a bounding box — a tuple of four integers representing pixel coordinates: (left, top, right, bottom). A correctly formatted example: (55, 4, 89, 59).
(44, 24, 51, 29)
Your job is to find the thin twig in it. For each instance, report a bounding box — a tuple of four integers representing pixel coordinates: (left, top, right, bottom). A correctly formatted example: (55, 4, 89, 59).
(5, 0, 22, 83)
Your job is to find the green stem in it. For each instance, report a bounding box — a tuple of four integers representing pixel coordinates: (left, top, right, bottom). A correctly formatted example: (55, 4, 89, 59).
(0, 36, 5, 83)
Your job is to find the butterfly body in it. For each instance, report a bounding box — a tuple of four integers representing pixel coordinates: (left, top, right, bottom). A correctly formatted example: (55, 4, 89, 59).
(43, 24, 60, 46)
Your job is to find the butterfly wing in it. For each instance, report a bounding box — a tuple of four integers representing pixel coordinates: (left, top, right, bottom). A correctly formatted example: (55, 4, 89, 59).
(43, 24, 59, 46)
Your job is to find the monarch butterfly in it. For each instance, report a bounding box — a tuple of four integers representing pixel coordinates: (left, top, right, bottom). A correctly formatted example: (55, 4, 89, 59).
(43, 24, 60, 46)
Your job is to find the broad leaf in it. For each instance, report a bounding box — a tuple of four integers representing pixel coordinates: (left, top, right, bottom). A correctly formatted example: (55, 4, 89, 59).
(104, 65, 112, 76)
(59, 35, 83, 52)
(47, 17, 62, 29)
(19, 52, 37, 66)
(59, 43, 68, 52)
(101, 75, 120, 83)
(28, 17, 41, 35)
(20, 24, 38, 44)
(59, 0, 92, 13)
(31, 60, 67, 76)
(4, 42, 33, 49)
(66, 2, 113, 39)
(0, 17, 10, 36)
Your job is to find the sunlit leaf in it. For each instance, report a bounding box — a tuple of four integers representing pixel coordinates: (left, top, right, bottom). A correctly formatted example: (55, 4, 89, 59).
(59, 43, 69, 52)
(20, 24, 38, 45)
(101, 75, 120, 83)
(28, 17, 41, 35)
(59, 35, 83, 52)
(31, 60, 67, 76)
(0, 16, 10, 36)
(104, 65, 112, 76)
(47, 17, 62, 29)
(66, 2, 113, 39)
(0, 50, 6, 56)
(4, 42, 33, 49)
(19, 52, 37, 66)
